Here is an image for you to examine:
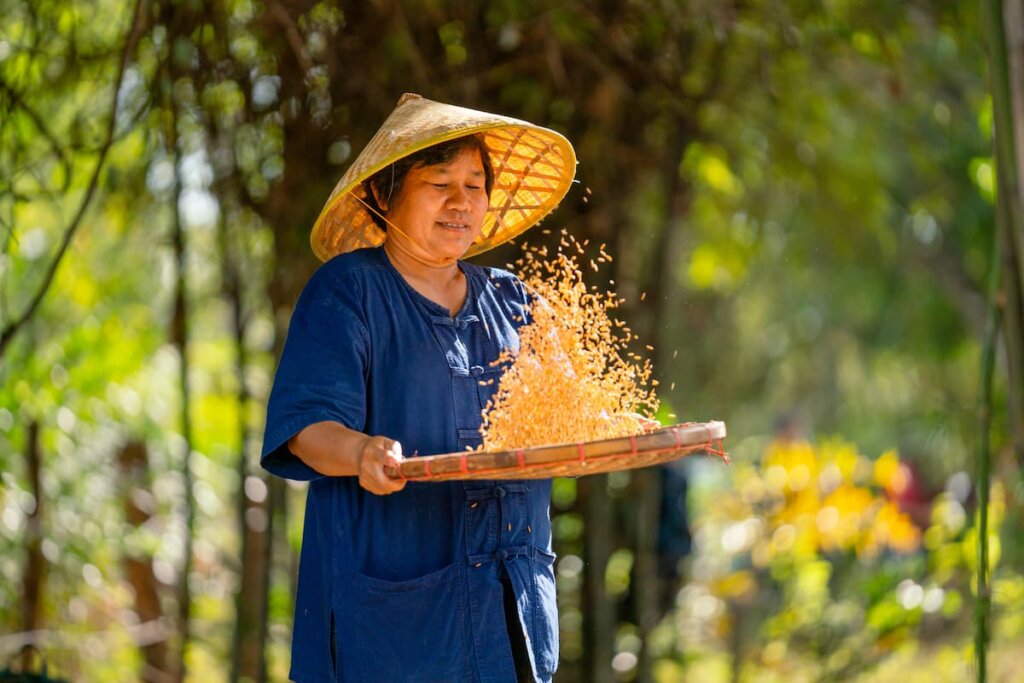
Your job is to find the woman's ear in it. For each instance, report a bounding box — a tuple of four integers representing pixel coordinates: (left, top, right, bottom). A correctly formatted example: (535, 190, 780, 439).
(370, 184, 388, 213)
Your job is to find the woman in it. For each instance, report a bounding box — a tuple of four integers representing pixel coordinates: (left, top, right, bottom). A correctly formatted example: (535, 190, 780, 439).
(261, 94, 576, 683)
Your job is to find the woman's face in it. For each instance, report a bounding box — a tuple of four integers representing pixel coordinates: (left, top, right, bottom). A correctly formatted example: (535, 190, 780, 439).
(382, 146, 490, 262)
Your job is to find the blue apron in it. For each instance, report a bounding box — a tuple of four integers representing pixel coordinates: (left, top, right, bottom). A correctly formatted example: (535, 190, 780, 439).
(261, 247, 558, 682)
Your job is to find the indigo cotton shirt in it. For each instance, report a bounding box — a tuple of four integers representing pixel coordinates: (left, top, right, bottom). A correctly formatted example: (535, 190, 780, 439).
(261, 247, 558, 683)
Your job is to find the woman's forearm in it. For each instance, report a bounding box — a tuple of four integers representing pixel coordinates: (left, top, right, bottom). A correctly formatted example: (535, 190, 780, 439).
(288, 421, 369, 477)
(288, 422, 406, 495)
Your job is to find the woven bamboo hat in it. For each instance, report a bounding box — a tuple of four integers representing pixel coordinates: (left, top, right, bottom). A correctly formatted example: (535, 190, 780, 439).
(310, 93, 577, 261)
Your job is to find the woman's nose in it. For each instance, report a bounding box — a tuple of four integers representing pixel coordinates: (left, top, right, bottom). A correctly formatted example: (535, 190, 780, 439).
(446, 185, 471, 210)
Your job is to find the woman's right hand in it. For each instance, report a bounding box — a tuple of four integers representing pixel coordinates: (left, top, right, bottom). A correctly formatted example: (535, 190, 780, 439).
(357, 436, 407, 495)
(288, 421, 408, 491)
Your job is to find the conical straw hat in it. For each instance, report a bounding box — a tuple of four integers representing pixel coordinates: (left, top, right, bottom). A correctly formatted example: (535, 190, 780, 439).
(310, 93, 577, 261)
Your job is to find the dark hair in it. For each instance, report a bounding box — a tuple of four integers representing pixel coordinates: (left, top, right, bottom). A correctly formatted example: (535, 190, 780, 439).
(361, 134, 494, 230)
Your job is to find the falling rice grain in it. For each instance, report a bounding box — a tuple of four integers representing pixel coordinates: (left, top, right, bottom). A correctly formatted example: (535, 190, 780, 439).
(480, 236, 659, 450)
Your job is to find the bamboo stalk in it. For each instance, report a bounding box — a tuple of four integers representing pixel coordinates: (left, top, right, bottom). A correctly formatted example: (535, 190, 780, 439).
(979, 0, 1021, 679)
(1000, 241, 1024, 462)
(974, 215, 1000, 683)
(1002, 0, 1024, 309)
(999, 0, 1024, 464)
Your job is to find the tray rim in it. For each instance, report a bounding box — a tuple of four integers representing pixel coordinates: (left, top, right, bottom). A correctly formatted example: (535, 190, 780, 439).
(385, 420, 728, 482)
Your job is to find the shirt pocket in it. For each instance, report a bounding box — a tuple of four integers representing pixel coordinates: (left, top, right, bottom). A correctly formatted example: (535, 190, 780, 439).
(341, 562, 468, 682)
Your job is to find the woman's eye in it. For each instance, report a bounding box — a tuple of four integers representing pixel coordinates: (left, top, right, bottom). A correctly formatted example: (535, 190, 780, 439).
(466, 185, 482, 191)
(431, 183, 449, 189)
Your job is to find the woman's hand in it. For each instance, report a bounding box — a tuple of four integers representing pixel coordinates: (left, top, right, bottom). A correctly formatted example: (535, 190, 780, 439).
(357, 436, 407, 495)
(289, 422, 407, 494)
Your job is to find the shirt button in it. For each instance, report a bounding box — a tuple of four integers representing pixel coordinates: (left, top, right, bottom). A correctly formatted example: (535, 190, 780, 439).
(469, 501, 479, 509)
(474, 562, 482, 568)
(499, 550, 508, 560)
(495, 486, 505, 498)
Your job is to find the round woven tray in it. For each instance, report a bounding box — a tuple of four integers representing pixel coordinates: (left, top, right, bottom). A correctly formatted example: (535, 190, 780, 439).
(385, 421, 728, 482)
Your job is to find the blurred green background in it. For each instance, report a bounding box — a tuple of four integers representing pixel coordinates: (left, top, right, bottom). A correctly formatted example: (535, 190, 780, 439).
(2, 1, 1022, 681)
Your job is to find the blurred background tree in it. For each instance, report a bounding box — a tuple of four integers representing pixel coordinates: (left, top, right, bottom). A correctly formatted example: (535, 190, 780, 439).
(1, 1, 1021, 681)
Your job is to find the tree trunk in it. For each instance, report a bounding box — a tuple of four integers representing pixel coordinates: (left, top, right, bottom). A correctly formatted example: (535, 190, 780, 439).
(632, 467, 663, 683)
(632, 136, 696, 683)
(248, 3, 344, 665)
(227, 253, 273, 683)
(118, 440, 172, 683)
(217, 173, 273, 683)
(580, 475, 615, 683)
(232, 476, 272, 683)
(728, 600, 744, 683)
(21, 421, 44, 639)
(160, 29, 196, 678)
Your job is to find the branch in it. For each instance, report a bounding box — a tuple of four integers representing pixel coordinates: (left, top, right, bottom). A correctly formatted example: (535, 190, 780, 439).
(0, 80, 74, 191)
(0, 0, 148, 358)
(385, 0, 433, 91)
(265, 0, 315, 74)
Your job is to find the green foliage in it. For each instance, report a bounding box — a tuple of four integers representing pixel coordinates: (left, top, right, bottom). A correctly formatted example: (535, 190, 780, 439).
(681, 437, 1021, 680)
(1, 0, 1020, 681)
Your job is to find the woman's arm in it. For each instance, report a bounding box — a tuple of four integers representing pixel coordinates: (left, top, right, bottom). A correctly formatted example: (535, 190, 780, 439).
(288, 421, 406, 495)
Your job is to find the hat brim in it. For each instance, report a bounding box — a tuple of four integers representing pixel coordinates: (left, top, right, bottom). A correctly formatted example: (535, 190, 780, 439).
(310, 95, 577, 261)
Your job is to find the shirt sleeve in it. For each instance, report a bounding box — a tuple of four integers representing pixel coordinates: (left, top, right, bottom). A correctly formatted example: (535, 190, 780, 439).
(260, 266, 370, 481)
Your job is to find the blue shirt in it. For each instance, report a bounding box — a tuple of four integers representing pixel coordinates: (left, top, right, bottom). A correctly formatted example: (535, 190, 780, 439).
(261, 247, 558, 683)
